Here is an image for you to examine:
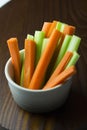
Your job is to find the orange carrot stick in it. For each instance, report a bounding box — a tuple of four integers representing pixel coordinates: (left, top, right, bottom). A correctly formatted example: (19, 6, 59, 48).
(42, 22, 52, 37)
(29, 29, 61, 89)
(7, 38, 20, 84)
(47, 20, 58, 37)
(45, 33, 64, 82)
(43, 66, 76, 90)
(23, 39, 36, 88)
(63, 25, 76, 35)
(46, 51, 73, 85)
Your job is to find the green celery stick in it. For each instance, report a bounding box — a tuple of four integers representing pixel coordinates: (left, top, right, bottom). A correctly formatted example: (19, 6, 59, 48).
(20, 50, 24, 65)
(54, 35, 72, 69)
(56, 22, 63, 31)
(27, 34, 34, 40)
(60, 23, 67, 32)
(66, 35, 81, 52)
(34, 31, 45, 66)
(41, 38, 48, 88)
(20, 50, 25, 86)
(20, 63, 24, 86)
(66, 51, 80, 68)
(41, 38, 49, 54)
(56, 22, 67, 32)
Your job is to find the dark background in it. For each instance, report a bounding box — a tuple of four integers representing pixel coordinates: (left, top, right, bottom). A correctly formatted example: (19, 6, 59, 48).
(0, 0, 87, 130)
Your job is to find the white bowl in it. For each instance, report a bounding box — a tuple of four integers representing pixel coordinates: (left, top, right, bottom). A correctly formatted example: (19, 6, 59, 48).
(5, 50, 72, 113)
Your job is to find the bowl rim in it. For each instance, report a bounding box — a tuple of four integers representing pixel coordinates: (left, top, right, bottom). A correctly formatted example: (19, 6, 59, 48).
(5, 50, 72, 93)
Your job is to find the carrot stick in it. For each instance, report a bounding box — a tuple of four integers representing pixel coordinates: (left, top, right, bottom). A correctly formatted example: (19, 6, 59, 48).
(46, 51, 73, 85)
(43, 66, 76, 90)
(44, 33, 64, 82)
(23, 39, 36, 88)
(20, 34, 34, 86)
(47, 20, 57, 37)
(28, 29, 61, 89)
(42, 22, 52, 37)
(7, 38, 21, 84)
(63, 25, 76, 35)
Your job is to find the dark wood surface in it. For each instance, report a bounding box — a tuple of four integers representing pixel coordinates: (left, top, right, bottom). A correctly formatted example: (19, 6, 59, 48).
(0, 0, 87, 130)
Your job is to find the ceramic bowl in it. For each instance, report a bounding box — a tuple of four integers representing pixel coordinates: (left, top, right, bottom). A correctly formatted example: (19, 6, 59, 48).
(5, 50, 72, 113)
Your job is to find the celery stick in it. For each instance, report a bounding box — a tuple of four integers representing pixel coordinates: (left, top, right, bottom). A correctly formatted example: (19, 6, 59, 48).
(60, 23, 67, 32)
(67, 35, 81, 52)
(27, 34, 34, 40)
(20, 50, 24, 65)
(54, 35, 72, 69)
(20, 50, 25, 86)
(20, 63, 24, 86)
(56, 22, 67, 32)
(56, 22, 63, 31)
(40, 38, 49, 87)
(41, 38, 49, 54)
(66, 51, 80, 68)
(34, 31, 45, 66)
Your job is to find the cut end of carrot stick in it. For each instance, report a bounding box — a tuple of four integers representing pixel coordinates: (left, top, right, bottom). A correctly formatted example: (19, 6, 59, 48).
(47, 20, 58, 37)
(7, 38, 18, 43)
(63, 25, 76, 35)
(42, 22, 52, 37)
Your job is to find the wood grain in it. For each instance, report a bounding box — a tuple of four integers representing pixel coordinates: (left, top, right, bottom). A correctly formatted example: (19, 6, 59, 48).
(0, 0, 87, 130)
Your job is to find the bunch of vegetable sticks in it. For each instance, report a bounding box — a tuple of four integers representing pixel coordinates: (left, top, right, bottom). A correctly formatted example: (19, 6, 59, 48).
(7, 20, 81, 90)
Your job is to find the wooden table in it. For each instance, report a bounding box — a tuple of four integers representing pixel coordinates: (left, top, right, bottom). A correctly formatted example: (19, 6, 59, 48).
(0, 0, 87, 130)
